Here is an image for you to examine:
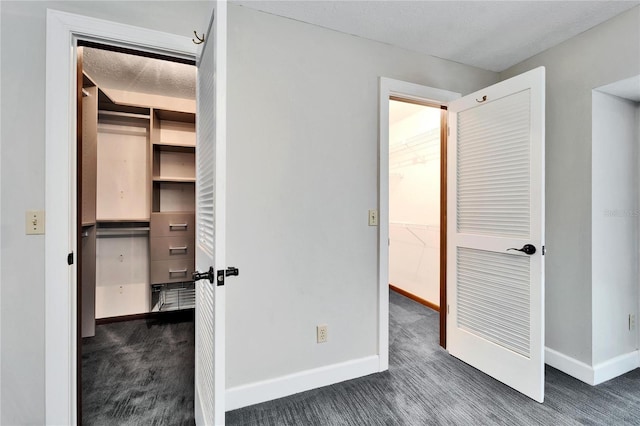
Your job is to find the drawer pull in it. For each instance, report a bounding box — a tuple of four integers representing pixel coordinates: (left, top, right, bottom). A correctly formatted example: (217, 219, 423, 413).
(169, 223, 188, 230)
(169, 268, 188, 276)
(169, 246, 188, 253)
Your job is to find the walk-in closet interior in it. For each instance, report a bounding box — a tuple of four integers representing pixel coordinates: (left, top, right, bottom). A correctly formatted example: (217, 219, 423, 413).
(388, 100, 442, 309)
(79, 44, 197, 338)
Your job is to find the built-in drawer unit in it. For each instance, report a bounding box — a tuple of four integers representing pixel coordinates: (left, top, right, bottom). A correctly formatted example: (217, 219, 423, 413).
(150, 212, 195, 237)
(150, 236, 195, 261)
(150, 259, 195, 285)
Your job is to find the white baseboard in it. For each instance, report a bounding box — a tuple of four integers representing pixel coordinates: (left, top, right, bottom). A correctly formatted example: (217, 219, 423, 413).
(226, 355, 380, 411)
(545, 347, 594, 384)
(545, 347, 639, 385)
(593, 351, 639, 385)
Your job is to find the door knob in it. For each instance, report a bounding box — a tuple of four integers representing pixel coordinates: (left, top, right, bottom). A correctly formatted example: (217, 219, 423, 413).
(507, 244, 536, 255)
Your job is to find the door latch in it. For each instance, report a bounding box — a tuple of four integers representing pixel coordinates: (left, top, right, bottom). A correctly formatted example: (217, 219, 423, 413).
(192, 266, 214, 283)
(194, 266, 239, 286)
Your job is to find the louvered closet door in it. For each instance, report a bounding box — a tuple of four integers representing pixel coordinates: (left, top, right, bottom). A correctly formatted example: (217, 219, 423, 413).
(194, 2, 227, 425)
(447, 67, 545, 402)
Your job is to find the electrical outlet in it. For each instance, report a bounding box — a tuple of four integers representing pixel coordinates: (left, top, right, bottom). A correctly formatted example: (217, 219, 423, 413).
(368, 209, 378, 226)
(630, 314, 636, 331)
(317, 325, 328, 343)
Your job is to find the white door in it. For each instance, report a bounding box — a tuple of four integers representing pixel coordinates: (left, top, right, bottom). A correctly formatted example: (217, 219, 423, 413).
(194, 1, 228, 424)
(447, 67, 545, 402)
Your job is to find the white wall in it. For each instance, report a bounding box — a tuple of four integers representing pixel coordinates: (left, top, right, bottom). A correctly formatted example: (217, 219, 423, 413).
(0, 2, 212, 424)
(591, 91, 639, 365)
(501, 6, 640, 370)
(225, 4, 497, 393)
(389, 106, 441, 305)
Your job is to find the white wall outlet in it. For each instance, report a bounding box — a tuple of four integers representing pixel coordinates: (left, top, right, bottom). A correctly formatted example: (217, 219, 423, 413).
(25, 210, 45, 235)
(317, 324, 328, 343)
(630, 314, 636, 330)
(368, 209, 378, 226)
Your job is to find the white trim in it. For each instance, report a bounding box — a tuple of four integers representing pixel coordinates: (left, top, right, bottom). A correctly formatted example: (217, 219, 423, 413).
(545, 347, 640, 385)
(593, 351, 639, 385)
(377, 77, 460, 371)
(0, 12, 3, 419)
(225, 355, 379, 411)
(545, 347, 595, 385)
(45, 9, 196, 425)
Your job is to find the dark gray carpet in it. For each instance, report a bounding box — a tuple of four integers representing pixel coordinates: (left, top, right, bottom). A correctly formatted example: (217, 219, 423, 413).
(227, 291, 640, 425)
(83, 292, 640, 425)
(81, 310, 195, 426)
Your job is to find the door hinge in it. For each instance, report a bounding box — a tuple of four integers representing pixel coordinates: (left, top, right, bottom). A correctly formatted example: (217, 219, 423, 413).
(542, 245, 546, 255)
(447, 304, 450, 314)
(67, 252, 74, 265)
(447, 126, 450, 136)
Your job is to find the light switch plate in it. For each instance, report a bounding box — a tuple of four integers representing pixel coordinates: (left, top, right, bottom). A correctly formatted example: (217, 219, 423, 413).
(26, 210, 45, 235)
(368, 209, 378, 226)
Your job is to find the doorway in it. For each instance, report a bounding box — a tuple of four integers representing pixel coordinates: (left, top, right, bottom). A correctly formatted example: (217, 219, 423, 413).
(77, 42, 198, 423)
(388, 99, 444, 312)
(44, 9, 206, 424)
(377, 78, 460, 367)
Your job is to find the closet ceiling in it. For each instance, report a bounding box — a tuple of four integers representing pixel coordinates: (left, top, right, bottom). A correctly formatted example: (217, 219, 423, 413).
(231, 0, 639, 72)
(83, 47, 196, 100)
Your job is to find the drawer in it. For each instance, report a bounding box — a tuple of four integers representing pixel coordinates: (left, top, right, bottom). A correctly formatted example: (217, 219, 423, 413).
(150, 212, 195, 237)
(150, 259, 195, 284)
(150, 236, 195, 261)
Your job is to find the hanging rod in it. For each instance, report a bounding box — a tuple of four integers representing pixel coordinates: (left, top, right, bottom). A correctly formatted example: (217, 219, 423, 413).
(96, 227, 150, 237)
(98, 110, 150, 120)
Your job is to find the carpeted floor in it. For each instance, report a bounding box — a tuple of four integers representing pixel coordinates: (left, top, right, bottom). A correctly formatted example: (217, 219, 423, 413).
(82, 291, 640, 425)
(226, 291, 640, 425)
(82, 310, 195, 426)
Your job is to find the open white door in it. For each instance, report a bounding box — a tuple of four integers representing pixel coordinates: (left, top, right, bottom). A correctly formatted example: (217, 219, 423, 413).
(194, 1, 227, 425)
(447, 67, 545, 402)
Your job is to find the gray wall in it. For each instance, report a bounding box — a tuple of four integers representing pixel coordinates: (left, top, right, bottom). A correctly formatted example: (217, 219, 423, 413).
(0, 2, 211, 424)
(591, 91, 638, 365)
(225, 4, 497, 389)
(0, 1, 497, 422)
(501, 6, 640, 365)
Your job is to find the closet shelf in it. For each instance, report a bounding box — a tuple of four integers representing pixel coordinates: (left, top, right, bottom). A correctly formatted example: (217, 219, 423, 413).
(153, 143, 195, 152)
(389, 222, 440, 248)
(390, 222, 439, 230)
(98, 109, 150, 120)
(96, 227, 149, 237)
(96, 219, 150, 223)
(153, 176, 196, 183)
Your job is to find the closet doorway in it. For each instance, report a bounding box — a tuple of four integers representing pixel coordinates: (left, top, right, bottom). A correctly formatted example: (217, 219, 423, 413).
(387, 96, 447, 346)
(77, 42, 198, 423)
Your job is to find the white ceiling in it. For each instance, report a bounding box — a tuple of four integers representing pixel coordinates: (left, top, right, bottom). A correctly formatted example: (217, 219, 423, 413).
(80, 1, 638, 98)
(83, 47, 196, 100)
(231, 0, 639, 72)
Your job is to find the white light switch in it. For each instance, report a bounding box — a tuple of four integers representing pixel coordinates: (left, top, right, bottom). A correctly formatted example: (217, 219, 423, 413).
(368, 209, 378, 226)
(26, 210, 45, 235)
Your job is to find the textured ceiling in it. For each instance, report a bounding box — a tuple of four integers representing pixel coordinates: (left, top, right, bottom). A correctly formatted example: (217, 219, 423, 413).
(83, 47, 196, 100)
(231, 0, 639, 72)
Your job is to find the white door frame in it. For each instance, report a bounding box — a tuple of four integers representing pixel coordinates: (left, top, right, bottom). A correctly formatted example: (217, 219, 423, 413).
(45, 10, 197, 425)
(377, 78, 460, 369)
